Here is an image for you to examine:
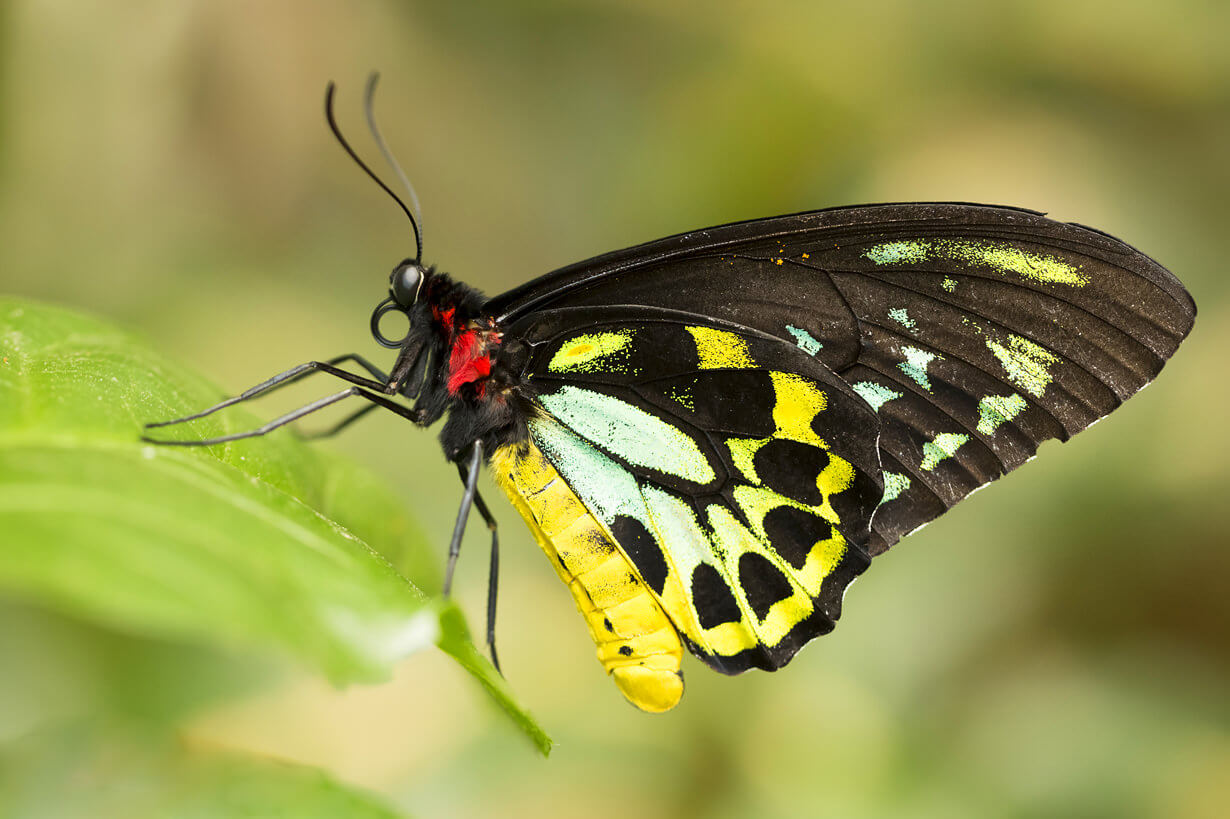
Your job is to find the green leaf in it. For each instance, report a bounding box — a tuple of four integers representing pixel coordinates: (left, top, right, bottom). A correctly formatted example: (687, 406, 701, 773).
(436, 601, 553, 756)
(0, 297, 549, 752)
(0, 599, 275, 733)
(0, 725, 410, 819)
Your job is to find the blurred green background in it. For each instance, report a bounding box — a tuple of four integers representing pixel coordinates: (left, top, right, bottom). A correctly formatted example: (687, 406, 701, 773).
(2, 1, 1227, 817)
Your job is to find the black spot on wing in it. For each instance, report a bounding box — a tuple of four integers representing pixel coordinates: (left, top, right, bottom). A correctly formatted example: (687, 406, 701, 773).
(641, 370, 778, 438)
(762, 506, 833, 570)
(692, 563, 742, 629)
(738, 552, 795, 621)
(752, 438, 831, 505)
(611, 515, 668, 595)
(629, 322, 708, 375)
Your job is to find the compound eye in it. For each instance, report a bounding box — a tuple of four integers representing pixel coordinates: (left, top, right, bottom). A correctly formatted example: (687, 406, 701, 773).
(390, 262, 424, 306)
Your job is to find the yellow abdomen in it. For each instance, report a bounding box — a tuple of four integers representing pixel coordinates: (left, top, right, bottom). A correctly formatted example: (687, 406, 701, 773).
(489, 442, 684, 712)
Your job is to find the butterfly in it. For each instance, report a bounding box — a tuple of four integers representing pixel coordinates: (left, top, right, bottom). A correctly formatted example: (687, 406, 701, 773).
(145, 79, 1196, 712)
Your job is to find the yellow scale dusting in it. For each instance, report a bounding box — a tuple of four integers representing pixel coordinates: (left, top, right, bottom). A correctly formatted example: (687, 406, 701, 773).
(489, 443, 685, 712)
(687, 326, 755, 368)
(547, 330, 634, 373)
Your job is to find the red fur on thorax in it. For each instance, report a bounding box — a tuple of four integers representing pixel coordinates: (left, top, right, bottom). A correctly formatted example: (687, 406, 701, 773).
(432, 305, 456, 328)
(447, 330, 492, 394)
(423, 274, 501, 398)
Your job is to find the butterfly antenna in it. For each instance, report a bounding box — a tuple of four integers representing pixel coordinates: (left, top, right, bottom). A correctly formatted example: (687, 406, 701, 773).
(325, 81, 424, 262)
(364, 73, 423, 252)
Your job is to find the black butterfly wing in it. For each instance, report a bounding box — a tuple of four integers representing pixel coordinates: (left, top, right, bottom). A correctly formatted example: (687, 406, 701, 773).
(502, 306, 882, 673)
(488, 203, 1195, 555)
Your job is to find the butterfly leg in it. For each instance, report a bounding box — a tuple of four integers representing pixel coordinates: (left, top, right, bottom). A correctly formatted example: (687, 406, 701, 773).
(144, 354, 392, 431)
(142, 386, 423, 446)
(296, 402, 381, 440)
(443, 441, 483, 597)
(457, 457, 502, 673)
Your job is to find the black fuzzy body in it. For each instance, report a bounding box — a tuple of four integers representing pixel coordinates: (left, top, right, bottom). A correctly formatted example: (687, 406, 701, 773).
(409, 269, 535, 462)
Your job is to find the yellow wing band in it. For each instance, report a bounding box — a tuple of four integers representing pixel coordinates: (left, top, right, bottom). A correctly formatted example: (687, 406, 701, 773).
(490, 442, 685, 712)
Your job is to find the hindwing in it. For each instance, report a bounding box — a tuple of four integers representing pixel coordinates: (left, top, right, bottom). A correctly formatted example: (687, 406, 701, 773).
(509, 309, 881, 673)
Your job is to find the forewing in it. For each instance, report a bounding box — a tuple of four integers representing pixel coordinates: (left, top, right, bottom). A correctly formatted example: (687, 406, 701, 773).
(508, 308, 881, 673)
(489, 203, 1195, 554)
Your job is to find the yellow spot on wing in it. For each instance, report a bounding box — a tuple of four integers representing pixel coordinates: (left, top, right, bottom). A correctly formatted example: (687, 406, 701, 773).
(817, 451, 855, 499)
(766, 371, 853, 523)
(725, 437, 766, 484)
(770, 372, 828, 447)
(958, 241, 1088, 286)
(687, 326, 755, 369)
(864, 239, 1087, 286)
(816, 536, 846, 578)
(548, 330, 634, 373)
(702, 620, 759, 656)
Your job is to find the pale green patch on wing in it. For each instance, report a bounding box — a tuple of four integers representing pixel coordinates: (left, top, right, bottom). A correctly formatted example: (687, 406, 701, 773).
(528, 415, 651, 529)
(852, 381, 902, 412)
(985, 335, 1059, 398)
(880, 472, 911, 503)
(976, 393, 1028, 435)
(888, 307, 917, 332)
(898, 346, 940, 391)
(865, 238, 1087, 286)
(941, 276, 957, 292)
(864, 240, 930, 265)
(705, 505, 755, 561)
(547, 329, 634, 373)
(641, 485, 711, 587)
(703, 505, 759, 597)
(538, 386, 716, 483)
(786, 324, 823, 356)
(920, 432, 970, 471)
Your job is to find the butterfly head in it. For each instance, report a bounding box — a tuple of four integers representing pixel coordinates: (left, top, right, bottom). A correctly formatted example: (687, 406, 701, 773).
(371, 258, 430, 349)
(390, 258, 427, 307)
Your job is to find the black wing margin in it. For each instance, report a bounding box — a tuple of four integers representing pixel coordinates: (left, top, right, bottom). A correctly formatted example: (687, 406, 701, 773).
(487, 203, 1195, 555)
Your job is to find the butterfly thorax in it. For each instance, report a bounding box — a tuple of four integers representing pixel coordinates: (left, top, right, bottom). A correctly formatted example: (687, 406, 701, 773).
(414, 270, 534, 460)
